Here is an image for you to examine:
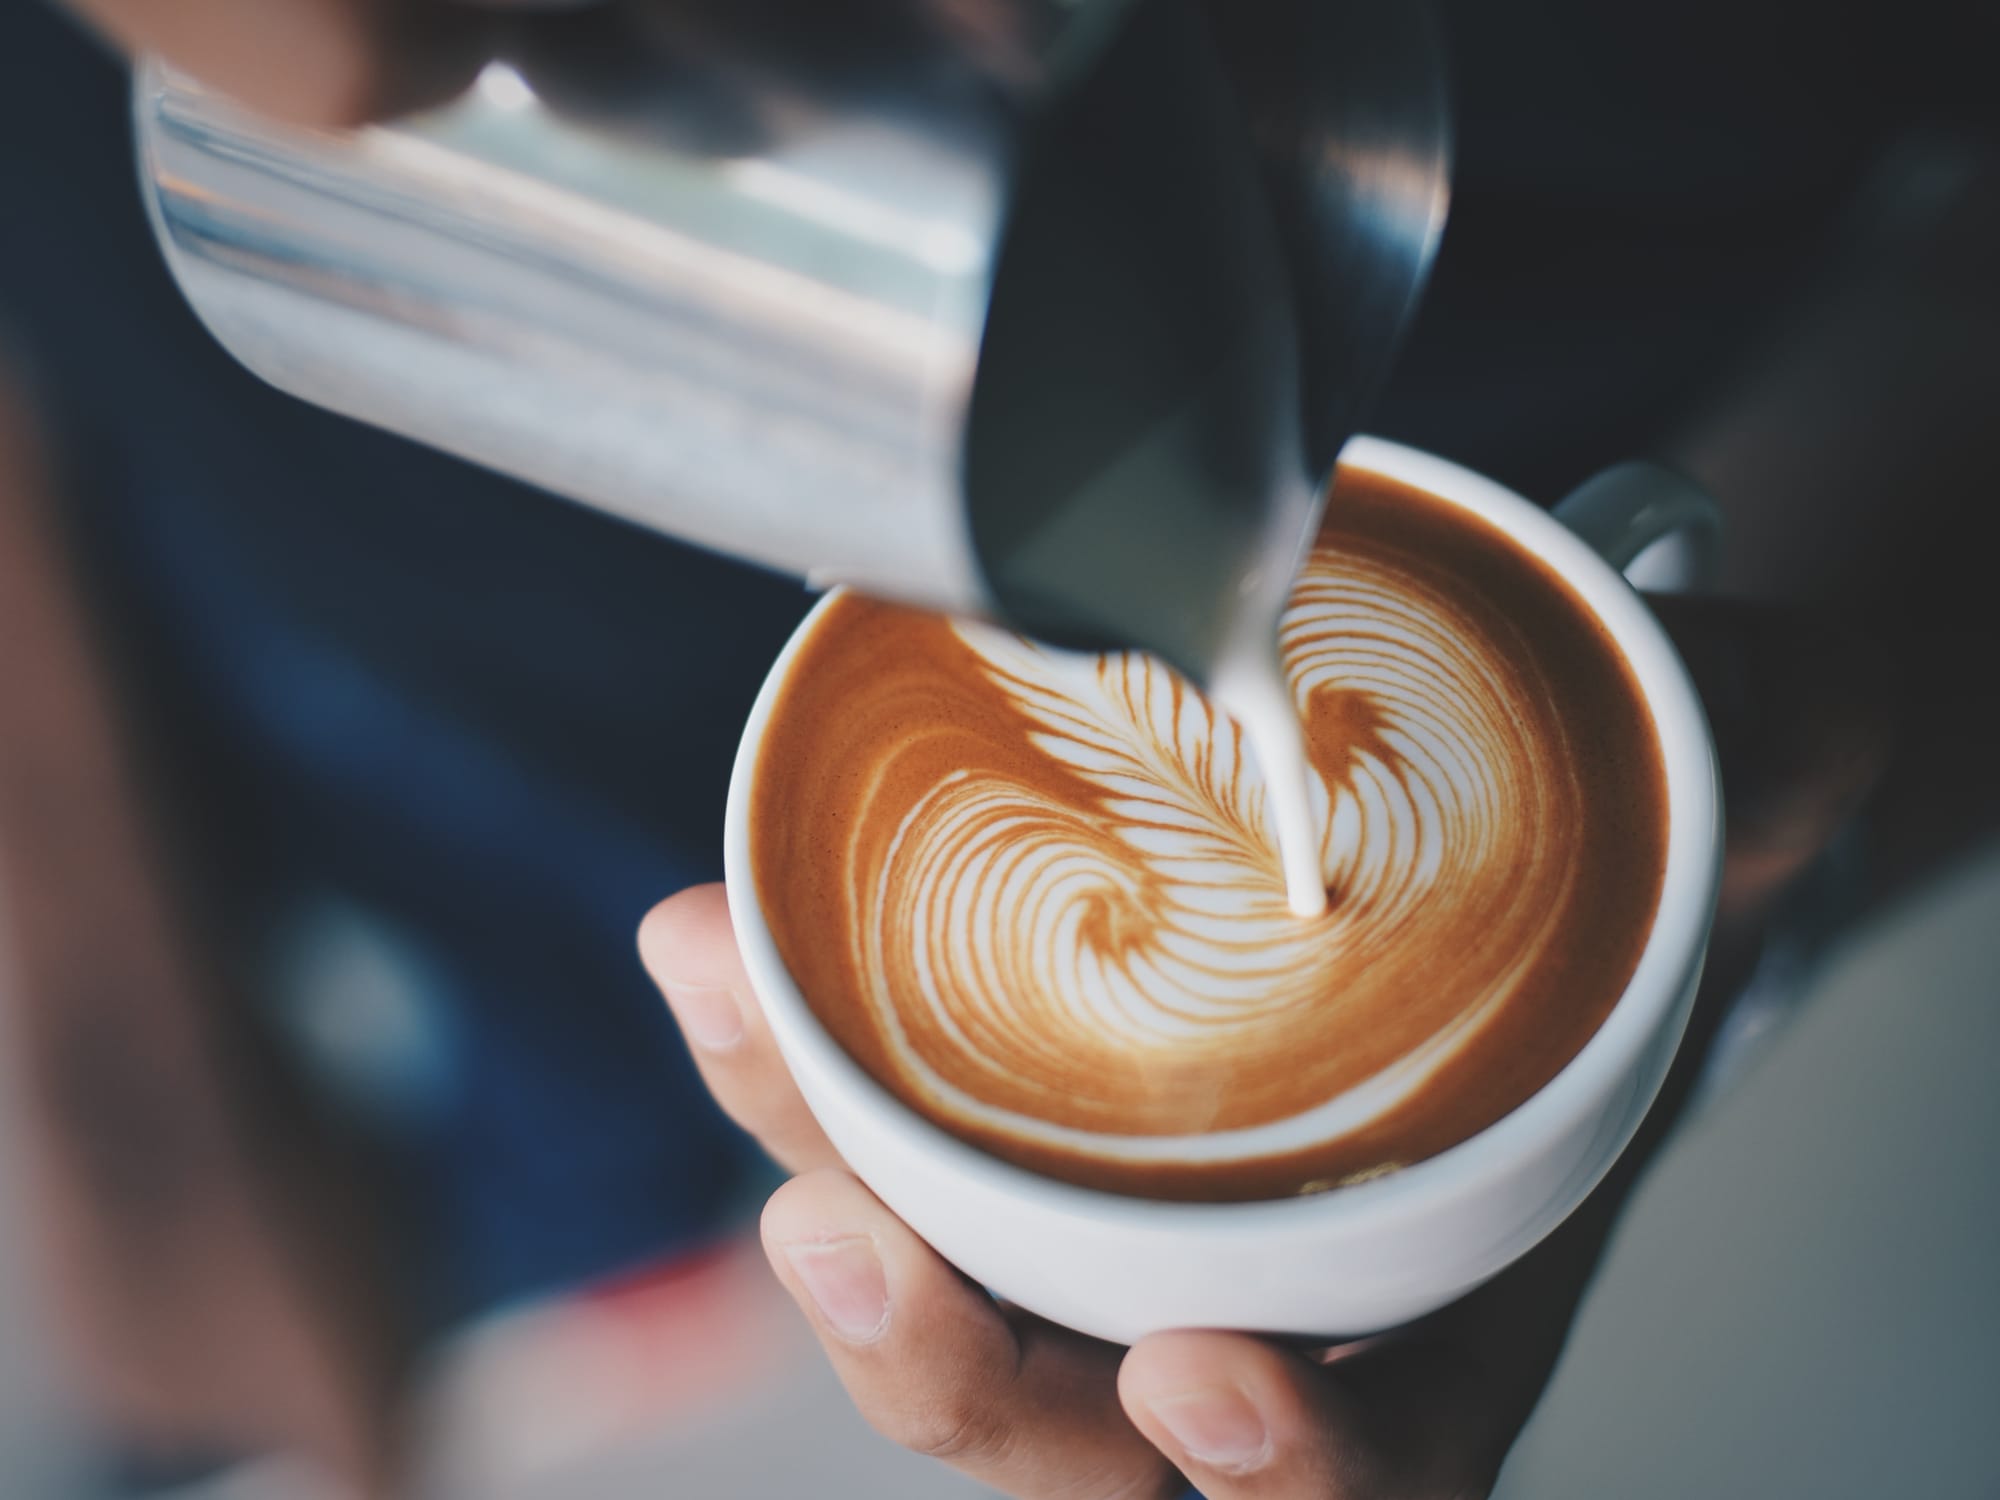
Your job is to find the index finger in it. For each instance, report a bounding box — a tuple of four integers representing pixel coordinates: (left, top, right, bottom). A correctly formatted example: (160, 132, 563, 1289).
(639, 883, 842, 1175)
(765, 1169, 1184, 1500)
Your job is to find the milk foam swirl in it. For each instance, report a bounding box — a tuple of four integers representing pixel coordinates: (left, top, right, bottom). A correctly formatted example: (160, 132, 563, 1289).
(851, 542, 1581, 1168)
(753, 473, 1667, 1198)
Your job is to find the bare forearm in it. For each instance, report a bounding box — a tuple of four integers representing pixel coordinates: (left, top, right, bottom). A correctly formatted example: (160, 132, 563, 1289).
(1665, 139, 2000, 900)
(0, 380, 405, 1487)
(1667, 140, 2000, 611)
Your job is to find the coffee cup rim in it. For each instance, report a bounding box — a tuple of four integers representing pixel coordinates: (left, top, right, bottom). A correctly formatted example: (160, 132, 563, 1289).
(724, 436, 1722, 1235)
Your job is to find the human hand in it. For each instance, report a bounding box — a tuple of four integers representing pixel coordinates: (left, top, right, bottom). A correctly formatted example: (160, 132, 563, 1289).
(59, 0, 1018, 133)
(57, 0, 585, 129)
(639, 596, 1892, 1499)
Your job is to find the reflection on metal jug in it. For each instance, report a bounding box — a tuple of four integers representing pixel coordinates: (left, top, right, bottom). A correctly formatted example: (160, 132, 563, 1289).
(138, 0, 1448, 685)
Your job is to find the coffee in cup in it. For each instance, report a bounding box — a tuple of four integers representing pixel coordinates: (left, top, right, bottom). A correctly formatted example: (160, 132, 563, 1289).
(749, 465, 1668, 1202)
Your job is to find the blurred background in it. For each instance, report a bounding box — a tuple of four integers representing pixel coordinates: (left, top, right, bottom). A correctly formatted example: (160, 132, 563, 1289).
(3, 0, 1997, 1495)
(10, 843, 1999, 1498)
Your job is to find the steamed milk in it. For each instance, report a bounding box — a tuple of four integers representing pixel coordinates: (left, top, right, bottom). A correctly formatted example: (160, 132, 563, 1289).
(1214, 662, 1330, 920)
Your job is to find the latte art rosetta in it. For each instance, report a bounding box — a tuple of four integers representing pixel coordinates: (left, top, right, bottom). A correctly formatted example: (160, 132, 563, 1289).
(858, 547, 1575, 1162)
(753, 472, 1668, 1200)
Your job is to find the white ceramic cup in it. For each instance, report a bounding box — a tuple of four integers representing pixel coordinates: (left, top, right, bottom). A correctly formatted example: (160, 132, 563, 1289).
(723, 436, 1724, 1344)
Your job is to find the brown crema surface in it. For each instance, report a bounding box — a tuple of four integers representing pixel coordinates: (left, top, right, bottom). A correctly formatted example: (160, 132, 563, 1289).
(752, 470, 1668, 1201)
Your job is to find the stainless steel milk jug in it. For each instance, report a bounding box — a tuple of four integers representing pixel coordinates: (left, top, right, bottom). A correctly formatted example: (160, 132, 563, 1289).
(138, 0, 1449, 684)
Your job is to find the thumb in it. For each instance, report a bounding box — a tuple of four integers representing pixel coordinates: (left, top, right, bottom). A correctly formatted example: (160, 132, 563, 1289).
(1119, 1333, 1386, 1499)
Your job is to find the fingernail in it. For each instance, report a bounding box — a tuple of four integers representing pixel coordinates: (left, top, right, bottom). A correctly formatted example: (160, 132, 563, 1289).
(782, 1237, 890, 1344)
(663, 982, 744, 1052)
(1147, 1386, 1272, 1474)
